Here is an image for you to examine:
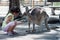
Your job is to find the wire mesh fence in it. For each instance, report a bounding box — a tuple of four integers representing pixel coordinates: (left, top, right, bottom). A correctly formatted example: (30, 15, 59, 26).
(0, 1, 9, 6)
(20, 0, 52, 7)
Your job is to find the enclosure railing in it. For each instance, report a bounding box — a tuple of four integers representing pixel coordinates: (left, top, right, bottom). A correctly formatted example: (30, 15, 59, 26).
(20, 0, 51, 7)
(0, 1, 9, 6)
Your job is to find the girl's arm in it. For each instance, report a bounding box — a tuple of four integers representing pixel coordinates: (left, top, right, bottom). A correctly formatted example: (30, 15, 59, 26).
(6, 15, 12, 24)
(15, 20, 24, 25)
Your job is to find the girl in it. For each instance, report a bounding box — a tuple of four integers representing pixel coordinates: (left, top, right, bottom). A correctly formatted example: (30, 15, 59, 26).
(2, 7, 23, 36)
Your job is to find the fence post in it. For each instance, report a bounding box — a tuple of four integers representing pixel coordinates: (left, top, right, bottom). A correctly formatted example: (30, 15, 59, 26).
(32, 0, 34, 8)
(59, 14, 60, 22)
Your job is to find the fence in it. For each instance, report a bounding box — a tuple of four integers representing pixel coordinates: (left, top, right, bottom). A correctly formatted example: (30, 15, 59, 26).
(20, 0, 52, 7)
(0, 0, 52, 6)
(0, 1, 9, 6)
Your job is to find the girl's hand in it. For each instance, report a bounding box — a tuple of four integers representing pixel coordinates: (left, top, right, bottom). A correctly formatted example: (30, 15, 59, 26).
(16, 21, 24, 25)
(14, 20, 17, 25)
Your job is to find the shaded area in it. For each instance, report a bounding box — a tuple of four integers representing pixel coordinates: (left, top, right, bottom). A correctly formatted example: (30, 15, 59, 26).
(34, 32, 58, 40)
(48, 17, 60, 24)
(0, 28, 28, 39)
(15, 27, 50, 34)
(0, 26, 51, 40)
(0, 22, 60, 40)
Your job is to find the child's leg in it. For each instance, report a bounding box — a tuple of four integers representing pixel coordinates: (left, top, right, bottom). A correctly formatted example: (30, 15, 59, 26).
(7, 24, 16, 32)
(4, 21, 17, 34)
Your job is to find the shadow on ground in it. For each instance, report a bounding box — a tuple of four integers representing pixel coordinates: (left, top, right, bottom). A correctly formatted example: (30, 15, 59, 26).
(0, 27, 51, 40)
(34, 32, 58, 40)
(0, 23, 59, 40)
(0, 28, 28, 39)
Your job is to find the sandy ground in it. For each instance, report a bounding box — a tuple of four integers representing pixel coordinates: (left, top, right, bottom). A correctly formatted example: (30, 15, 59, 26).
(0, 22, 60, 40)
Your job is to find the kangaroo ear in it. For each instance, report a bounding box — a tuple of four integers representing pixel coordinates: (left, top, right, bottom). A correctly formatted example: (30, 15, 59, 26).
(40, 8, 44, 13)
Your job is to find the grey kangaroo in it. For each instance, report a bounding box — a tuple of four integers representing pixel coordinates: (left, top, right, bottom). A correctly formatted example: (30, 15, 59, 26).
(23, 8, 50, 32)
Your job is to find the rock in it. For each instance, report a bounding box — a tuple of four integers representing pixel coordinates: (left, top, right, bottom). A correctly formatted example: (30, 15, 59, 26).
(48, 17, 59, 24)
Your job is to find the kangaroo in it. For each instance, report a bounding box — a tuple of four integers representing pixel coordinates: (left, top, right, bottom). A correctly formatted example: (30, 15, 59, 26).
(23, 8, 50, 32)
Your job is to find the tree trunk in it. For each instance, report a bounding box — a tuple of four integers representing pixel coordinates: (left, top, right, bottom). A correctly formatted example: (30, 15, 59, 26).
(9, 0, 22, 14)
(9, 0, 22, 20)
